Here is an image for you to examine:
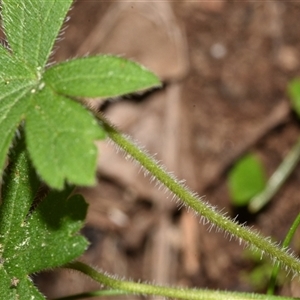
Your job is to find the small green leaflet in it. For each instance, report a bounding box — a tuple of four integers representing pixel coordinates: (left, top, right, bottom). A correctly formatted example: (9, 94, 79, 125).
(0, 0, 161, 189)
(0, 138, 88, 299)
(25, 86, 103, 189)
(228, 153, 266, 206)
(44, 55, 161, 98)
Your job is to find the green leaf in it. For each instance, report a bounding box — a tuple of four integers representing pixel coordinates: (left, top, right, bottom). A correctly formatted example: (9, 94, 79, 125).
(228, 154, 266, 206)
(0, 138, 88, 299)
(0, 1, 106, 188)
(288, 78, 300, 118)
(0, 46, 35, 180)
(44, 55, 161, 98)
(1, 0, 73, 70)
(25, 86, 105, 189)
(0, 1, 158, 189)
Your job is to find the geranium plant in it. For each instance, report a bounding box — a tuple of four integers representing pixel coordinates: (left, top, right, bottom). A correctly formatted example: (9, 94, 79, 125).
(0, 1, 299, 299)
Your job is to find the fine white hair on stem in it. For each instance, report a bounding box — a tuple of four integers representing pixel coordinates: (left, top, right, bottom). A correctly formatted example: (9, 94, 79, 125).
(97, 113, 300, 277)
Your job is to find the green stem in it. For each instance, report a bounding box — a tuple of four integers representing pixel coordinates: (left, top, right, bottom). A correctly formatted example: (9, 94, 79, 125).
(65, 261, 296, 300)
(249, 136, 300, 213)
(268, 213, 300, 295)
(96, 113, 300, 276)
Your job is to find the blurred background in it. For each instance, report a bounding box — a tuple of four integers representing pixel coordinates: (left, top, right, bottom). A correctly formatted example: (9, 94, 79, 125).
(35, 1, 300, 298)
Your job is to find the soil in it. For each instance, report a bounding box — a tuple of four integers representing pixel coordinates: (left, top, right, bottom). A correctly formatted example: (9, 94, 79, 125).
(35, 1, 300, 299)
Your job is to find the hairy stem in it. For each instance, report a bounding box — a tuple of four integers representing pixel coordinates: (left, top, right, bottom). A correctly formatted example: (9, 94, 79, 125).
(65, 261, 295, 300)
(53, 289, 128, 300)
(96, 113, 300, 276)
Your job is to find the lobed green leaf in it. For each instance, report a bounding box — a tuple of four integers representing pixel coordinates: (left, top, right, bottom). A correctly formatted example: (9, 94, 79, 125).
(0, 136, 40, 257)
(44, 55, 161, 98)
(25, 86, 105, 189)
(1, 0, 73, 70)
(0, 138, 88, 299)
(0, 1, 159, 191)
(0, 43, 35, 179)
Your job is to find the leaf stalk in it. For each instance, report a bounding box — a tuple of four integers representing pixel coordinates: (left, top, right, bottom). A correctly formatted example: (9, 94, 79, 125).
(64, 261, 296, 300)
